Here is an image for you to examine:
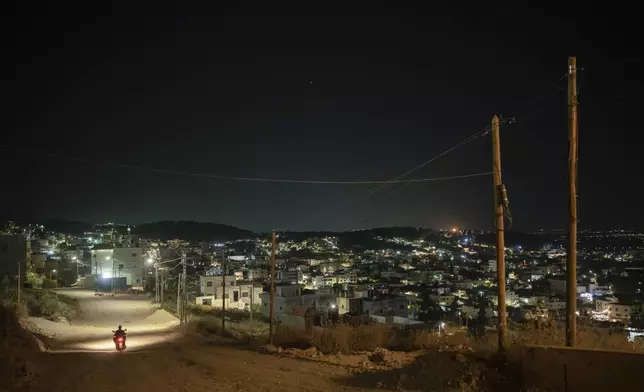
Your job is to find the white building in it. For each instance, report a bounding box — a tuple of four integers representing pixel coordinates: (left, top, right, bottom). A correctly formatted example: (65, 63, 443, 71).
(112, 247, 146, 287)
(489, 291, 520, 307)
(90, 246, 146, 287)
(196, 284, 262, 310)
(595, 297, 618, 313)
(200, 275, 237, 296)
(314, 273, 358, 288)
(246, 268, 268, 281)
(276, 269, 302, 284)
(546, 298, 566, 311)
(259, 285, 337, 321)
(594, 297, 641, 322)
(609, 303, 641, 322)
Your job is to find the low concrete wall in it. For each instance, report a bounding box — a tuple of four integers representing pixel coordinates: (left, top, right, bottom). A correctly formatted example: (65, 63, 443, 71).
(520, 345, 644, 391)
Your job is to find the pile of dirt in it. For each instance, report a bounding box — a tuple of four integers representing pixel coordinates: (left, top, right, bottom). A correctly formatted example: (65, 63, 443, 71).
(143, 309, 179, 324)
(264, 343, 421, 373)
(284, 346, 320, 358)
(369, 347, 411, 366)
(0, 305, 43, 391)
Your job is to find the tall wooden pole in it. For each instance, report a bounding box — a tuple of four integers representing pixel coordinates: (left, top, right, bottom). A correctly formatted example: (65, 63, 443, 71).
(177, 273, 182, 322)
(160, 271, 164, 303)
(17, 260, 21, 303)
(492, 114, 508, 352)
(269, 231, 277, 344)
(221, 250, 226, 333)
(566, 56, 579, 347)
(250, 284, 254, 322)
(155, 265, 159, 303)
(182, 254, 188, 324)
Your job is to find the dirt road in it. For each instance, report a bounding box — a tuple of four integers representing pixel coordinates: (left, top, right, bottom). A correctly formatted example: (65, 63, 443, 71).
(29, 289, 179, 351)
(9, 290, 376, 392)
(20, 335, 377, 392)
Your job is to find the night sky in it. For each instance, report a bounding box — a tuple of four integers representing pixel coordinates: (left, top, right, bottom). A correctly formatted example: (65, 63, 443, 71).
(3, 4, 642, 232)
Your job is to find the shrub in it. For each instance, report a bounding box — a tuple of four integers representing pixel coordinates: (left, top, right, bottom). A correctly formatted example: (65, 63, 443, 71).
(0, 299, 28, 319)
(192, 315, 269, 344)
(22, 290, 79, 320)
(41, 279, 57, 289)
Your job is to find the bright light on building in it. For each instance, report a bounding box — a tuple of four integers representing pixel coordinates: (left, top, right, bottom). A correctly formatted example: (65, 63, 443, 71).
(147, 258, 154, 264)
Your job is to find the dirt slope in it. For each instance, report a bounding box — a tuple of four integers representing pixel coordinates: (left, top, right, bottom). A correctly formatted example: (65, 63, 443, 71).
(1, 305, 42, 391)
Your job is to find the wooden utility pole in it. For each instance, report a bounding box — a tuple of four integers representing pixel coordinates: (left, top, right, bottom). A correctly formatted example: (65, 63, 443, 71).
(250, 284, 254, 322)
(269, 231, 277, 344)
(176, 273, 182, 323)
(17, 260, 21, 303)
(160, 272, 164, 303)
(182, 253, 188, 324)
(492, 114, 508, 352)
(155, 265, 160, 303)
(221, 250, 226, 333)
(566, 56, 579, 347)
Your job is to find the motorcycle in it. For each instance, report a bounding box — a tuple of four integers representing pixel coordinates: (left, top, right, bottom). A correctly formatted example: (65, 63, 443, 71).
(112, 329, 127, 352)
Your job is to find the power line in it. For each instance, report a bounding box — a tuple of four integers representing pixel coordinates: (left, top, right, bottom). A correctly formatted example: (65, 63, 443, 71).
(381, 72, 570, 200)
(0, 144, 490, 185)
(294, 128, 493, 228)
(383, 132, 487, 198)
(302, 70, 575, 230)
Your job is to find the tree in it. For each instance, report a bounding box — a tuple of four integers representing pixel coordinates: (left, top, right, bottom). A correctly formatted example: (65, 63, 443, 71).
(468, 297, 489, 337)
(418, 290, 444, 322)
(448, 298, 460, 322)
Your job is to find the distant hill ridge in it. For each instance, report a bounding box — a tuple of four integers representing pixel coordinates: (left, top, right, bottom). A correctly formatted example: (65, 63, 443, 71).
(133, 221, 256, 242)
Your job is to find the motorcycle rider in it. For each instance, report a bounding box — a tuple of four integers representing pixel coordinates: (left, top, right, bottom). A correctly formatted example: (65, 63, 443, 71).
(113, 325, 126, 349)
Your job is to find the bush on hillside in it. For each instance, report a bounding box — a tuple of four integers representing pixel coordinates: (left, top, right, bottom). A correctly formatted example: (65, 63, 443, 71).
(23, 290, 79, 320)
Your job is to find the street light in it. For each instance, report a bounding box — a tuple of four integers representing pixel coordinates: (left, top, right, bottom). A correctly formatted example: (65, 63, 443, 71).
(105, 256, 116, 293)
(50, 269, 57, 280)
